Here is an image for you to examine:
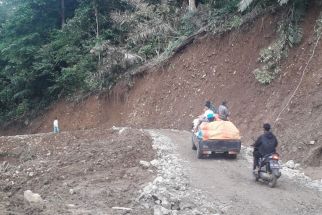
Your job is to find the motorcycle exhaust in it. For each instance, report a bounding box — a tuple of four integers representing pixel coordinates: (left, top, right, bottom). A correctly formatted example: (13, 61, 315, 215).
(259, 172, 272, 181)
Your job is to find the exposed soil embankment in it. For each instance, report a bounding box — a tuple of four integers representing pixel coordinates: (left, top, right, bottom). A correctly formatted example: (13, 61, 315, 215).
(0, 128, 155, 214)
(2, 6, 322, 168)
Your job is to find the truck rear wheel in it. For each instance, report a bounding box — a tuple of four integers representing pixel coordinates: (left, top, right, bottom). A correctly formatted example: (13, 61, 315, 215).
(192, 142, 197, 150)
(197, 144, 203, 159)
(192, 135, 197, 150)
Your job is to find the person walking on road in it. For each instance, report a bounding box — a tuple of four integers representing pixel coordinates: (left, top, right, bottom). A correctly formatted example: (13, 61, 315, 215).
(53, 117, 59, 133)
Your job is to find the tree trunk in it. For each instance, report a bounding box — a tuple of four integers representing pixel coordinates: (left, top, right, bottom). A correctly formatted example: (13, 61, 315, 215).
(93, 1, 100, 63)
(189, 0, 197, 12)
(94, 4, 99, 39)
(161, 0, 168, 5)
(61, 0, 65, 28)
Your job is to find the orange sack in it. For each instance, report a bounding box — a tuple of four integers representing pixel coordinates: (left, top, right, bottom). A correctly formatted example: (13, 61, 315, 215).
(199, 121, 241, 141)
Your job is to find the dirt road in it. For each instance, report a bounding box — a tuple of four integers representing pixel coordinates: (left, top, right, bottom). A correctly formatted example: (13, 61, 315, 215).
(156, 129, 322, 215)
(1, 128, 322, 215)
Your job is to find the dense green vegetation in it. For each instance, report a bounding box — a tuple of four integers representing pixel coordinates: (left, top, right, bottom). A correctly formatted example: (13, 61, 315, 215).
(0, 0, 313, 122)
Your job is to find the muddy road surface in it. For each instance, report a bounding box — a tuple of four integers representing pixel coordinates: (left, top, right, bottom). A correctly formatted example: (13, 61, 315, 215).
(156, 129, 322, 215)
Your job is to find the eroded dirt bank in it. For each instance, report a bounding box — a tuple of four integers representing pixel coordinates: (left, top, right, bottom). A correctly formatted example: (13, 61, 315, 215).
(0, 128, 155, 214)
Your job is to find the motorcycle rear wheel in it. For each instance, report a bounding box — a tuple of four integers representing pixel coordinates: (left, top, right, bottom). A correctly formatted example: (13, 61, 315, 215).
(268, 175, 277, 188)
(253, 170, 259, 181)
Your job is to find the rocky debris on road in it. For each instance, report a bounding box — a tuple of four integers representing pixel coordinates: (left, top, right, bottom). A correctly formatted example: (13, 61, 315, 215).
(140, 160, 151, 169)
(69, 189, 75, 195)
(24, 190, 43, 204)
(284, 160, 301, 170)
(309, 140, 316, 145)
(66, 204, 76, 208)
(150, 159, 159, 167)
(138, 130, 219, 215)
(285, 160, 295, 169)
(112, 206, 133, 211)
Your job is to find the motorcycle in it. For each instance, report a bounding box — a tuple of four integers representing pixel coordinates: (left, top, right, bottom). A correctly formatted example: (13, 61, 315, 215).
(254, 153, 282, 188)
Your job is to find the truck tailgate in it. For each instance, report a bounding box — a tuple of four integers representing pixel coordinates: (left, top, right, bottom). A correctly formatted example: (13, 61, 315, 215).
(201, 140, 241, 153)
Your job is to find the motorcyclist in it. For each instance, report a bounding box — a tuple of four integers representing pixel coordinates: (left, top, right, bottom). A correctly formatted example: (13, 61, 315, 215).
(252, 123, 278, 172)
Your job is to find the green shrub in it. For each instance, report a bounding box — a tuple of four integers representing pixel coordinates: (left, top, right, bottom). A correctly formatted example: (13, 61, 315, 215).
(16, 100, 29, 117)
(253, 0, 308, 84)
(215, 0, 240, 13)
(138, 40, 158, 59)
(163, 37, 186, 57)
(180, 12, 199, 36)
(253, 66, 280, 84)
(228, 15, 242, 29)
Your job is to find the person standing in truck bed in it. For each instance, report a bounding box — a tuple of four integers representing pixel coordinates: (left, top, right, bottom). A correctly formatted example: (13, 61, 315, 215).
(218, 101, 230, 121)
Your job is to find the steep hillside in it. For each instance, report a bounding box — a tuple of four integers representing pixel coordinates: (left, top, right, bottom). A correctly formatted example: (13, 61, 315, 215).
(2, 5, 322, 171)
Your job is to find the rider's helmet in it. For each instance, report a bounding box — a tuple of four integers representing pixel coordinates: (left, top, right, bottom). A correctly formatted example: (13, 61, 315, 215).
(263, 123, 271, 131)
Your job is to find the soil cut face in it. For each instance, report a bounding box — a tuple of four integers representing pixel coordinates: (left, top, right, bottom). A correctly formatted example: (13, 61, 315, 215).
(0, 128, 155, 215)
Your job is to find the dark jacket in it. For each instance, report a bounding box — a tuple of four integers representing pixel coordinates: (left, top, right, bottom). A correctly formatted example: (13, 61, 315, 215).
(253, 131, 278, 157)
(209, 103, 217, 114)
(218, 105, 229, 120)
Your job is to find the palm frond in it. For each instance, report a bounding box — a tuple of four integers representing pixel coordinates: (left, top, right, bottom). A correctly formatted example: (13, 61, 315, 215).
(129, 22, 177, 44)
(239, 0, 290, 12)
(278, 0, 289, 5)
(238, 0, 255, 12)
(110, 11, 136, 26)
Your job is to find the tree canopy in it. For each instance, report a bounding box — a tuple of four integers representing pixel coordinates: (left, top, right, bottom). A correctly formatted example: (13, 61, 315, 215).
(0, 0, 312, 122)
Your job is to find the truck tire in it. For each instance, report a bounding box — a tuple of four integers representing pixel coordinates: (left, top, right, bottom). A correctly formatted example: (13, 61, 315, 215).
(192, 142, 197, 150)
(197, 143, 203, 159)
(192, 135, 197, 150)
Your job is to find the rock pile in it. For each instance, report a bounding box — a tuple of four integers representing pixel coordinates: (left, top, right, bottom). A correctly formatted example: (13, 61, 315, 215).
(138, 130, 219, 215)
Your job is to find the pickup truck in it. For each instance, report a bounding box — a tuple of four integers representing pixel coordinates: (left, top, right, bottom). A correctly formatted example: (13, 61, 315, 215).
(192, 120, 241, 159)
(192, 135, 241, 159)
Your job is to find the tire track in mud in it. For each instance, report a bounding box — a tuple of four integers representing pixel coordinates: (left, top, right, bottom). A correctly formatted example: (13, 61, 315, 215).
(147, 129, 322, 215)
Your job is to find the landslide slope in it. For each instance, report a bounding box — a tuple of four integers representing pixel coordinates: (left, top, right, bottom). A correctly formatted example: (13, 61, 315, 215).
(3, 5, 322, 169)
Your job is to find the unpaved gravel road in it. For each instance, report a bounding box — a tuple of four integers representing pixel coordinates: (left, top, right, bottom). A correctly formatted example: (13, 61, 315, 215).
(156, 129, 322, 215)
(1, 128, 322, 215)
